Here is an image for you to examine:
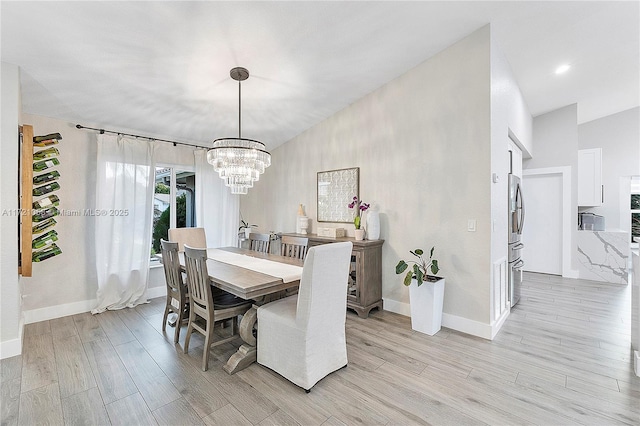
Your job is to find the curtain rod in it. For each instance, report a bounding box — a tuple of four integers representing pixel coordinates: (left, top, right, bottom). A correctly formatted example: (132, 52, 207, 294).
(75, 124, 210, 149)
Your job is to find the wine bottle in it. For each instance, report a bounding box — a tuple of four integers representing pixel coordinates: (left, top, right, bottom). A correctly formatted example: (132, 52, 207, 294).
(33, 138, 59, 147)
(32, 218, 57, 234)
(34, 133, 62, 143)
(32, 230, 58, 249)
(33, 158, 60, 172)
(33, 147, 60, 161)
(33, 182, 60, 196)
(32, 243, 62, 262)
(32, 207, 59, 222)
(33, 195, 60, 209)
(33, 170, 60, 185)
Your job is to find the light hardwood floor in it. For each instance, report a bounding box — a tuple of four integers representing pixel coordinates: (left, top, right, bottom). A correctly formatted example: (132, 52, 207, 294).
(2, 272, 639, 425)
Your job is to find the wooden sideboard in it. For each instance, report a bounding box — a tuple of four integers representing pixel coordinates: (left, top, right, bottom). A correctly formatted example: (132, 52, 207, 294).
(281, 233, 384, 318)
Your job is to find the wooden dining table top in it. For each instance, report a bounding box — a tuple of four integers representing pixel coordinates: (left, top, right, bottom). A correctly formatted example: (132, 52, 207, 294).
(178, 247, 304, 300)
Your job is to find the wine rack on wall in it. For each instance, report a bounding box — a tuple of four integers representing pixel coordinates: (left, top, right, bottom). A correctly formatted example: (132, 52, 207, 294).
(19, 124, 63, 277)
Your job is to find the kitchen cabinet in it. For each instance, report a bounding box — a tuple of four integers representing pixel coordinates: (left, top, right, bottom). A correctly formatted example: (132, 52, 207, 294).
(578, 148, 603, 206)
(508, 139, 523, 178)
(282, 233, 384, 318)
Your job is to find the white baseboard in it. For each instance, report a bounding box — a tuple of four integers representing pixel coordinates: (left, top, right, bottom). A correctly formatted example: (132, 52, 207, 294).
(382, 298, 494, 340)
(635, 350, 639, 377)
(564, 269, 580, 279)
(382, 297, 410, 317)
(23, 286, 167, 325)
(0, 317, 24, 359)
(24, 299, 98, 324)
(490, 308, 510, 340)
(442, 313, 493, 340)
(146, 285, 166, 300)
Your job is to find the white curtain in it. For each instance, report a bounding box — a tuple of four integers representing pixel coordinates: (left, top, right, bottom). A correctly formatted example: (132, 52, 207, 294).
(92, 134, 156, 313)
(194, 150, 239, 247)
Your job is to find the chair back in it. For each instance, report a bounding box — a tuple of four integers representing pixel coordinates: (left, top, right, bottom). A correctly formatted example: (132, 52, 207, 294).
(160, 239, 184, 295)
(281, 235, 309, 260)
(183, 245, 213, 309)
(249, 233, 271, 253)
(296, 242, 352, 329)
(169, 227, 207, 252)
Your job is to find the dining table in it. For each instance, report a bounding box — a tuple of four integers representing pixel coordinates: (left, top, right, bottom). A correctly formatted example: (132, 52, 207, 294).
(174, 247, 304, 374)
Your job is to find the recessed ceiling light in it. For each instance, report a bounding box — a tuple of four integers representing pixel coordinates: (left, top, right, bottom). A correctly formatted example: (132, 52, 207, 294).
(555, 64, 571, 75)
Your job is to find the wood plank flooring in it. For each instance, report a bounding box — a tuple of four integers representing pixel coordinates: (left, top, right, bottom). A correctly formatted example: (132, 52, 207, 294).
(2, 272, 639, 425)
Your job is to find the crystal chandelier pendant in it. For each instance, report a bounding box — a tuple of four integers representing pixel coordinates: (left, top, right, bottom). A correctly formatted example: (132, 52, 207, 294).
(207, 67, 271, 195)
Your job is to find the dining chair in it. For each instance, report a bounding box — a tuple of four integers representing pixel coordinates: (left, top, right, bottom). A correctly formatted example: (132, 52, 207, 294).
(280, 235, 309, 260)
(248, 232, 271, 253)
(160, 239, 189, 344)
(257, 241, 353, 392)
(183, 244, 253, 371)
(168, 227, 207, 252)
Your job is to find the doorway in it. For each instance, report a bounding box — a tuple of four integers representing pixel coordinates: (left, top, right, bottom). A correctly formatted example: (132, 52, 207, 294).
(522, 167, 574, 277)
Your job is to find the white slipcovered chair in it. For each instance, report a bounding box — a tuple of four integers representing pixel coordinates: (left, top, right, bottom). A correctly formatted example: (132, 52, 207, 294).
(257, 241, 353, 392)
(168, 227, 207, 252)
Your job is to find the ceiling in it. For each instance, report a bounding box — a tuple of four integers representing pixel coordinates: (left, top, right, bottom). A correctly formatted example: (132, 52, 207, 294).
(2, 1, 638, 151)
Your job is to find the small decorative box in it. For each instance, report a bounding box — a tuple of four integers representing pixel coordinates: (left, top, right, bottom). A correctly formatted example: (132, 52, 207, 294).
(317, 227, 345, 238)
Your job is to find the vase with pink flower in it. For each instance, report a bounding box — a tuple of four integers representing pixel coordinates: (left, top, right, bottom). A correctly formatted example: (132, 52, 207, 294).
(348, 196, 370, 240)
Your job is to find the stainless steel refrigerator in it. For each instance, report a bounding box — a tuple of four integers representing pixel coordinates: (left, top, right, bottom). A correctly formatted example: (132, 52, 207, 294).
(508, 174, 525, 307)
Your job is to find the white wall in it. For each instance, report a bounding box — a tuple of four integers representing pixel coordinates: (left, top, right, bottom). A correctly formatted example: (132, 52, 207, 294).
(578, 107, 640, 231)
(489, 31, 532, 331)
(20, 115, 100, 320)
(1, 62, 23, 358)
(524, 104, 579, 273)
(18, 114, 181, 323)
(242, 26, 496, 336)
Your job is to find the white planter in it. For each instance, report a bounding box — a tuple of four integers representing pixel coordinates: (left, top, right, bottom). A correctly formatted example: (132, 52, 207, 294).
(409, 277, 445, 335)
(354, 229, 365, 241)
(244, 228, 252, 238)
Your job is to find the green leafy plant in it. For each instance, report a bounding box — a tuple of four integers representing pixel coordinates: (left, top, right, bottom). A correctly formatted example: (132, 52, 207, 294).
(238, 219, 257, 231)
(395, 247, 440, 286)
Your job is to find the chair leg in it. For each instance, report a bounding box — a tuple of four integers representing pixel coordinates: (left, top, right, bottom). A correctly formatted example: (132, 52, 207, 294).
(184, 309, 195, 354)
(162, 295, 171, 332)
(173, 306, 182, 344)
(202, 325, 211, 372)
(231, 316, 237, 335)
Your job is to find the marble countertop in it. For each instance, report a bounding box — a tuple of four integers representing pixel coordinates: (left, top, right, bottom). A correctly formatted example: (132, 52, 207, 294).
(578, 229, 627, 233)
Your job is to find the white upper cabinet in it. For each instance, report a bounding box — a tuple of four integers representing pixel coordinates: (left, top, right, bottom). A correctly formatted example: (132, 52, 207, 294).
(508, 138, 523, 178)
(578, 148, 603, 206)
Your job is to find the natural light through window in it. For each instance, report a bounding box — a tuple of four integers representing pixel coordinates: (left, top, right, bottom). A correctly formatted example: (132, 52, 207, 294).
(151, 166, 196, 260)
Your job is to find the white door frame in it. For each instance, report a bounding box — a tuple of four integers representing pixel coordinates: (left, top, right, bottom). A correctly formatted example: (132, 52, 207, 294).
(523, 166, 577, 278)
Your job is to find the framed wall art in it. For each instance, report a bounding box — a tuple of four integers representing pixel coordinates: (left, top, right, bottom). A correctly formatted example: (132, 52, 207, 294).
(317, 167, 359, 223)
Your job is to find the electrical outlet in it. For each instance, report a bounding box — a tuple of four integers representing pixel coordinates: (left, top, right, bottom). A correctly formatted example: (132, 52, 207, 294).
(468, 219, 477, 232)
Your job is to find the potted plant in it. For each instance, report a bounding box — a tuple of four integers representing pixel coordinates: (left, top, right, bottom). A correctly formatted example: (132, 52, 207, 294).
(348, 196, 370, 240)
(238, 219, 257, 239)
(395, 247, 444, 335)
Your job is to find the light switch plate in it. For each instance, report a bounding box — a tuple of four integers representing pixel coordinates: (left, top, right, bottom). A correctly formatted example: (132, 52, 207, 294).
(468, 219, 477, 232)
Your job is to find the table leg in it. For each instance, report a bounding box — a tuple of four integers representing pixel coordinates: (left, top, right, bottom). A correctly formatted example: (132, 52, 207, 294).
(223, 306, 257, 374)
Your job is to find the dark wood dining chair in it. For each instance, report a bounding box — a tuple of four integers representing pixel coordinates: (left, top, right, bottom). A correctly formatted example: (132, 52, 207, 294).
(249, 232, 271, 253)
(160, 239, 189, 343)
(183, 245, 253, 371)
(281, 235, 309, 260)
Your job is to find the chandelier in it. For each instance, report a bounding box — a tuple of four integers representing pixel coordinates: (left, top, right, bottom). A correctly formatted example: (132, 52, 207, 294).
(207, 67, 271, 195)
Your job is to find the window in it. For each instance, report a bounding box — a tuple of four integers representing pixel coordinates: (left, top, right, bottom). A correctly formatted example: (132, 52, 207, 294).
(151, 166, 196, 259)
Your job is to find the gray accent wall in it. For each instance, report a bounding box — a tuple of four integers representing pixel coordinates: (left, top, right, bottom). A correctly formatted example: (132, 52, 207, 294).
(242, 26, 501, 333)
